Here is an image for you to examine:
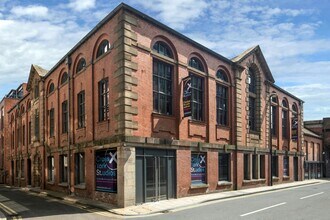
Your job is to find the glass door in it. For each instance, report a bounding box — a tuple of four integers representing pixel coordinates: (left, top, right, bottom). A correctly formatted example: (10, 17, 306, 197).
(145, 156, 168, 202)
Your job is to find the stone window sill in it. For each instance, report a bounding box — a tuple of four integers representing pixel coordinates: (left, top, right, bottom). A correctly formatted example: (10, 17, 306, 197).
(217, 181, 232, 186)
(190, 183, 209, 189)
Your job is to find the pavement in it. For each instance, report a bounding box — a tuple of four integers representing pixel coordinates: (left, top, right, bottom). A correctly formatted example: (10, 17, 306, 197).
(17, 179, 328, 217)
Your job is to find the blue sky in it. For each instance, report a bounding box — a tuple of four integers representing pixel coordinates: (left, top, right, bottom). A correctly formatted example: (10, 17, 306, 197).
(0, 0, 329, 120)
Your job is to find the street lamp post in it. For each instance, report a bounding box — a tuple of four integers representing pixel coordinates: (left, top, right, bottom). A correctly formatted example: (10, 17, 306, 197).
(269, 92, 277, 186)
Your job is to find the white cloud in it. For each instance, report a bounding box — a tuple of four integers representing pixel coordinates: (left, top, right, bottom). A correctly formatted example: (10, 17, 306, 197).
(132, 0, 209, 29)
(68, 0, 96, 12)
(10, 5, 49, 18)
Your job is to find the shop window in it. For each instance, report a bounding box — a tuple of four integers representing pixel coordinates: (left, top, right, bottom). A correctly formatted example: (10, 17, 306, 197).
(244, 154, 250, 180)
(153, 59, 173, 115)
(77, 91, 85, 128)
(98, 78, 109, 121)
(190, 73, 204, 121)
(252, 155, 258, 179)
(75, 153, 85, 185)
(60, 155, 68, 183)
(191, 153, 206, 184)
(283, 156, 289, 176)
(48, 156, 55, 182)
(260, 155, 265, 179)
(95, 149, 117, 192)
(21, 159, 25, 178)
(272, 155, 278, 177)
(219, 153, 230, 181)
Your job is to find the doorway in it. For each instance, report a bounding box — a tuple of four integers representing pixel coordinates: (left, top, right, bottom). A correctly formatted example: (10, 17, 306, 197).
(294, 157, 298, 181)
(136, 148, 176, 204)
(27, 159, 32, 186)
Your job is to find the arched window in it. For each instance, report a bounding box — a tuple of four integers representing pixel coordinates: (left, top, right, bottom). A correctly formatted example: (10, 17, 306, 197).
(248, 68, 256, 93)
(292, 104, 297, 113)
(96, 40, 110, 58)
(152, 41, 174, 115)
(189, 57, 204, 72)
(61, 72, 68, 85)
(153, 41, 173, 58)
(76, 58, 86, 73)
(282, 99, 288, 138)
(216, 69, 229, 125)
(271, 95, 278, 136)
(216, 69, 228, 82)
(248, 68, 257, 131)
(48, 83, 55, 94)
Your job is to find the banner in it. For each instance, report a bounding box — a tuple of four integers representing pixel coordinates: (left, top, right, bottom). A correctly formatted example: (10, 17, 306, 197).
(291, 117, 298, 140)
(183, 76, 192, 117)
(95, 149, 117, 193)
(191, 153, 206, 184)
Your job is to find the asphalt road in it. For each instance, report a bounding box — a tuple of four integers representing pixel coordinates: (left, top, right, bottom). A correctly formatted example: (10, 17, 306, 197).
(0, 186, 123, 219)
(130, 182, 330, 220)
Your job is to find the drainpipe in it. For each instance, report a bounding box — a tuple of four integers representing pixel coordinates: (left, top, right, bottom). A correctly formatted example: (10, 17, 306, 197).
(66, 56, 72, 195)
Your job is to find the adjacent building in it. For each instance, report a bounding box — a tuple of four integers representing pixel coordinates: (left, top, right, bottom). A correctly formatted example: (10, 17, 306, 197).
(2, 3, 306, 207)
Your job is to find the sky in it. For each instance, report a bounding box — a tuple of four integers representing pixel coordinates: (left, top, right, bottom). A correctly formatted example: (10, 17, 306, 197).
(0, 0, 329, 120)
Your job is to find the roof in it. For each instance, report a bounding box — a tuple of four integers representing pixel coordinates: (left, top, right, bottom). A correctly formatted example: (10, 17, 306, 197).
(26, 64, 49, 91)
(232, 45, 275, 83)
(44, 3, 234, 79)
(303, 127, 322, 139)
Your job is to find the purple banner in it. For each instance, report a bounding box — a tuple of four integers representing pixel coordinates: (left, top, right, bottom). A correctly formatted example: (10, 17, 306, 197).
(292, 117, 298, 140)
(191, 153, 206, 184)
(183, 76, 192, 117)
(95, 149, 117, 193)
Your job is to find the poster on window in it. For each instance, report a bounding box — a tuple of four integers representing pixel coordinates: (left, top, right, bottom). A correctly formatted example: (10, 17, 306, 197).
(95, 149, 117, 193)
(183, 76, 192, 117)
(191, 153, 206, 184)
(291, 117, 298, 140)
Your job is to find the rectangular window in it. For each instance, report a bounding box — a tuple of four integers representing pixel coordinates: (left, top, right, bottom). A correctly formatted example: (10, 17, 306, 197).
(49, 108, 54, 137)
(77, 91, 85, 128)
(191, 153, 206, 184)
(219, 153, 230, 181)
(75, 153, 85, 185)
(153, 60, 173, 115)
(48, 156, 55, 182)
(260, 155, 265, 179)
(153, 59, 173, 115)
(28, 121, 32, 144)
(249, 97, 256, 131)
(21, 159, 25, 178)
(283, 156, 289, 176)
(22, 125, 25, 146)
(282, 110, 288, 138)
(62, 101, 68, 133)
(252, 155, 258, 179)
(35, 110, 39, 140)
(216, 84, 228, 125)
(98, 78, 109, 121)
(16, 160, 19, 177)
(271, 105, 276, 135)
(190, 74, 204, 121)
(60, 155, 68, 183)
(272, 155, 278, 177)
(244, 154, 250, 180)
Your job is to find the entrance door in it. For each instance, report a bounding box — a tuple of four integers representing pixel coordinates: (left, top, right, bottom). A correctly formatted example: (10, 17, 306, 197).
(145, 156, 167, 202)
(136, 148, 176, 204)
(294, 157, 298, 181)
(27, 159, 32, 186)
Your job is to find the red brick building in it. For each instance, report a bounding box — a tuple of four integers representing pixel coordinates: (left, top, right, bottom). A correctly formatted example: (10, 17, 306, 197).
(3, 3, 305, 207)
